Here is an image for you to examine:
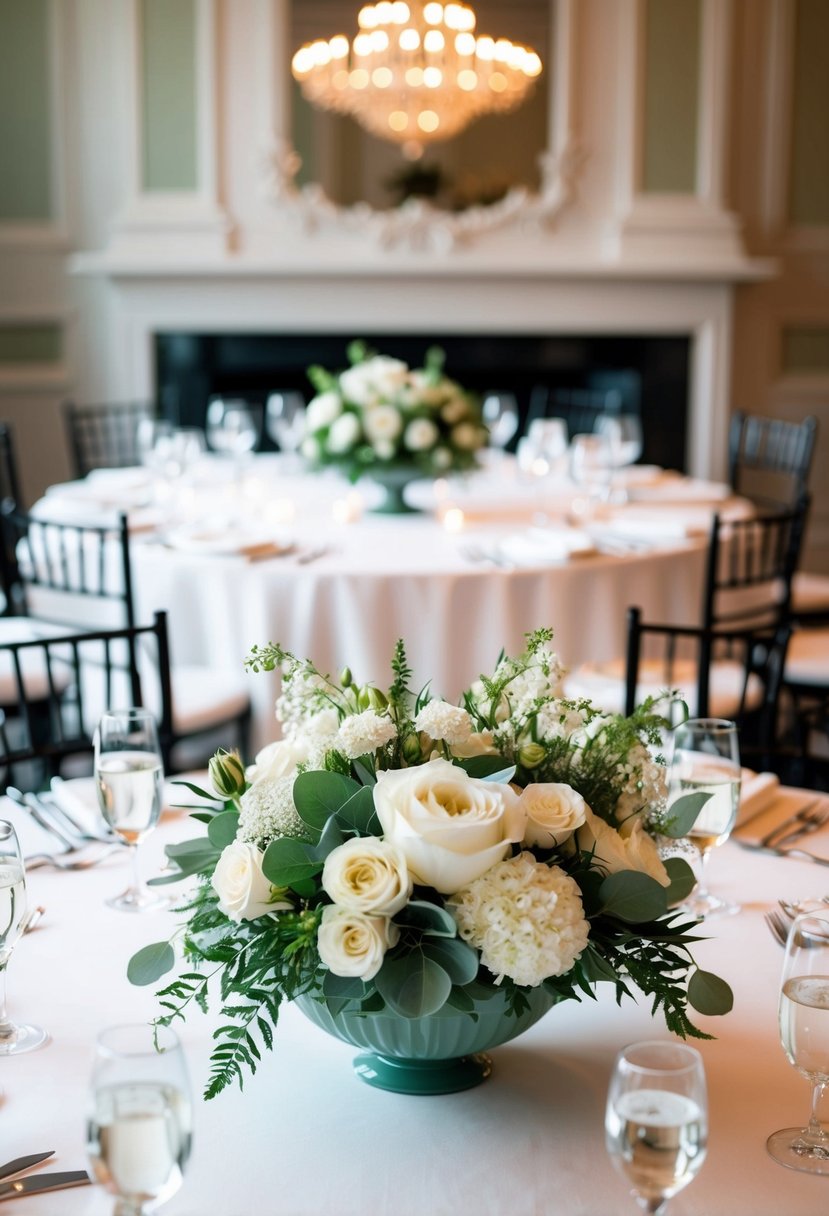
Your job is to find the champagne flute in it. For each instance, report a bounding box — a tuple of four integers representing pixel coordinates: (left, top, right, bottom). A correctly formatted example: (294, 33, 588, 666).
(606, 1040, 708, 1214)
(0, 821, 47, 1055)
(266, 392, 306, 467)
(94, 708, 167, 913)
(87, 1023, 192, 1215)
(668, 717, 741, 918)
(767, 909, 829, 1174)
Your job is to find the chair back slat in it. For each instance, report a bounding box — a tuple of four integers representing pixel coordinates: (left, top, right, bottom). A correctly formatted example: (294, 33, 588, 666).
(729, 411, 818, 508)
(63, 401, 156, 478)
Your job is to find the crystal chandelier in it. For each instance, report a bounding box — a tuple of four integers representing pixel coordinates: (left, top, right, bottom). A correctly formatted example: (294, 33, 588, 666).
(292, 2, 543, 161)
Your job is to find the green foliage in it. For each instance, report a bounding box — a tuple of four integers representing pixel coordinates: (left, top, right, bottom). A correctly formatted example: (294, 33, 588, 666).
(660, 792, 712, 839)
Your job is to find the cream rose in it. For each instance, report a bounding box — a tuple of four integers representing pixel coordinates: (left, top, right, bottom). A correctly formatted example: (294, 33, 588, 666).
(246, 738, 309, 784)
(520, 782, 588, 848)
(211, 840, 289, 922)
(322, 837, 412, 916)
(305, 390, 342, 431)
(373, 757, 525, 895)
(577, 809, 670, 887)
(327, 411, 361, 453)
(317, 906, 399, 981)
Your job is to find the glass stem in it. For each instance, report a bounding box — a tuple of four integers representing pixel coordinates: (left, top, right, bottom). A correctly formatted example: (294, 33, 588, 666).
(695, 847, 712, 895)
(637, 1198, 667, 1215)
(129, 844, 143, 897)
(807, 1080, 829, 1140)
(0, 960, 12, 1038)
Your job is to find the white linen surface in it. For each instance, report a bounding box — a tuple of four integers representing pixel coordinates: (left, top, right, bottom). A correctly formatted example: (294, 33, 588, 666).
(2, 788, 829, 1215)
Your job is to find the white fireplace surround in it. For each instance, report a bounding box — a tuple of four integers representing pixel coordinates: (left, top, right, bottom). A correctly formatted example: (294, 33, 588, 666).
(69, 0, 774, 483)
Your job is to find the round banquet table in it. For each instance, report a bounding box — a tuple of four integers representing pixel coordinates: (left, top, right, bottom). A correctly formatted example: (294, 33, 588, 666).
(4, 785, 829, 1216)
(32, 456, 735, 749)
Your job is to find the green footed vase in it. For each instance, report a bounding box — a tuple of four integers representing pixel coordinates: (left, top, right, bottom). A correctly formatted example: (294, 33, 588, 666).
(293, 986, 558, 1095)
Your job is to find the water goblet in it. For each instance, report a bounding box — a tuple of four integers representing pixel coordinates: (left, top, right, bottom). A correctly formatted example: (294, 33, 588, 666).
(568, 431, 614, 518)
(668, 717, 741, 918)
(0, 821, 47, 1054)
(482, 392, 519, 454)
(87, 1023, 192, 1215)
(767, 909, 829, 1174)
(94, 708, 167, 913)
(266, 392, 306, 466)
(205, 398, 258, 459)
(595, 414, 644, 501)
(606, 1040, 708, 1214)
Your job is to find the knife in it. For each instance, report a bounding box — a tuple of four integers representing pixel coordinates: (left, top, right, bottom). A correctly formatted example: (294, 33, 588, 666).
(0, 1154, 53, 1182)
(0, 1170, 91, 1201)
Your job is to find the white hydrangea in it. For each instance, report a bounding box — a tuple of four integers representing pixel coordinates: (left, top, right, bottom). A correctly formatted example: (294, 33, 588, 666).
(336, 710, 397, 759)
(415, 700, 472, 745)
(614, 742, 668, 823)
(238, 774, 307, 849)
(447, 852, 590, 987)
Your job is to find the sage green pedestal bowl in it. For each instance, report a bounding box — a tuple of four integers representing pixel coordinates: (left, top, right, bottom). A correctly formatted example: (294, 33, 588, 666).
(293, 987, 559, 1095)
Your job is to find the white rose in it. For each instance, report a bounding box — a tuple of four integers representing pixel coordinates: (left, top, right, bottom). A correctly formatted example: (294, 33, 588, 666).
(576, 809, 670, 887)
(211, 840, 288, 922)
(301, 436, 321, 462)
(364, 405, 403, 443)
(246, 738, 309, 784)
(432, 446, 452, 470)
(367, 355, 409, 399)
(449, 730, 499, 759)
(403, 417, 439, 452)
(339, 363, 378, 407)
(305, 390, 342, 431)
(327, 411, 361, 453)
(372, 439, 395, 460)
(451, 422, 484, 451)
(317, 906, 399, 980)
(373, 757, 525, 895)
(322, 837, 412, 916)
(520, 782, 588, 848)
(408, 370, 446, 406)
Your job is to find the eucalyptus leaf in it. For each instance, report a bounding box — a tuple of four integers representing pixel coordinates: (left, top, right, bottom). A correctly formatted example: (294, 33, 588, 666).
(395, 899, 458, 938)
(262, 837, 322, 887)
(600, 871, 669, 923)
(293, 771, 361, 836)
(207, 811, 240, 849)
(334, 786, 381, 837)
(662, 792, 713, 839)
(127, 941, 175, 986)
(172, 779, 223, 802)
(688, 969, 734, 1016)
(353, 757, 377, 787)
(459, 756, 515, 780)
(663, 857, 698, 905)
(375, 953, 452, 1018)
(421, 937, 479, 986)
(312, 816, 346, 862)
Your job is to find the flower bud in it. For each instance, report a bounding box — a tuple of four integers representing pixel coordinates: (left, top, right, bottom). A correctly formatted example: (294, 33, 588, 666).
(402, 734, 422, 763)
(367, 687, 388, 710)
(518, 742, 546, 770)
(357, 687, 371, 711)
(209, 749, 247, 798)
(340, 666, 353, 688)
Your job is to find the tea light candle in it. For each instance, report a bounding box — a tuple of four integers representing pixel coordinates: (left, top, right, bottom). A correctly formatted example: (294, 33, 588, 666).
(441, 507, 465, 533)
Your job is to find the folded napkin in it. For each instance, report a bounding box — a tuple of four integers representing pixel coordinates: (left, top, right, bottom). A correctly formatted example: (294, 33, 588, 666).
(735, 771, 780, 827)
(498, 527, 597, 566)
(626, 475, 731, 504)
(0, 797, 71, 859)
(596, 511, 709, 543)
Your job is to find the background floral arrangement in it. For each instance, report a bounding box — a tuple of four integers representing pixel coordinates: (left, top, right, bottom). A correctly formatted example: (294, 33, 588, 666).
(299, 340, 488, 479)
(130, 630, 733, 1099)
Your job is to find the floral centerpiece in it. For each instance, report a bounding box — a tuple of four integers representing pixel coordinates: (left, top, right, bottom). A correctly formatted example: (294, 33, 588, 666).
(298, 341, 487, 510)
(129, 630, 732, 1099)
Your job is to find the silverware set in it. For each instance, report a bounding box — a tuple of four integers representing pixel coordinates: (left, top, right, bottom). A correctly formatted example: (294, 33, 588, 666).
(734, 799, 829, 859)
(0, 1151, 90, 1202)
(6, 786, 124, 871)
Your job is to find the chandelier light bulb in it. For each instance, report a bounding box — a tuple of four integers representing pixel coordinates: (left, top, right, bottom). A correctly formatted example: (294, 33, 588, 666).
(292, 0, 543, 160)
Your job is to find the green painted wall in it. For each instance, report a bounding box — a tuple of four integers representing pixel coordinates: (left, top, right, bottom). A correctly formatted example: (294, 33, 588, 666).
(0, 324, 62, 364)
(789, 0, 829, 225)
(642, 0, 701, 194)
(782, 326, 829, 374)
(0, 0, 53, 221)
(141, 0, 198, 191)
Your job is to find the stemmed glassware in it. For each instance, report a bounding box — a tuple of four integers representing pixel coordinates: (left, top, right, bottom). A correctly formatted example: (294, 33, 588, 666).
(568, 431, 614, 517)
(482, 392, 519, 456)
(606, 1040, 708, 1214)
(205, 398, 258, 461)
(667, 717, 741, 918)
(0, 821, 47, 1054)
(94, 708, 167, 913)
(266, 392, 306, 466)
(767, 909, 829, 1174)
(87, 1023, 192, 1215)
(595, 414, 644, 501)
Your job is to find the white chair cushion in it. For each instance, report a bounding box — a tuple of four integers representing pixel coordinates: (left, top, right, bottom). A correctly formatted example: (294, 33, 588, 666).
(167, 665, 250, 736)
(564, 658, 765, 718)
(785, 629, 829, 686)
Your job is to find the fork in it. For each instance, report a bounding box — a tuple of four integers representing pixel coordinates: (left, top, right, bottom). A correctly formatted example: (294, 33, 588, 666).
(765, 909, 791, 946)
(760, 803, 829, 849)
(25, 846, 121, 872)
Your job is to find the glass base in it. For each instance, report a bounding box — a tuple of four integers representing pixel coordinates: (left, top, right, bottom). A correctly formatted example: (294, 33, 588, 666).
(767, 1127, 829, 1174)
(0, 1022, 48, 1055)
(679, 889, 740, 920)
(106, 885, 174, 914)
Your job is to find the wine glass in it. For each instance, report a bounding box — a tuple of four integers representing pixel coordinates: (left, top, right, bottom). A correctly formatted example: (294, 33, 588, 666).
(606, 1040, 708, 1215)
(266, 392, 306, 466)
(482, 392, 519, 455)
(668, 717, 741, 919)
(0, 821, 47, 1055)
(205, 398, 258, 459)
(568, 432, 614, 518)
(87, 1023, 192, 1215)
(767, 909, 829, 1173)
(94, 708, 167, 913)
(595, 414, 644, 502)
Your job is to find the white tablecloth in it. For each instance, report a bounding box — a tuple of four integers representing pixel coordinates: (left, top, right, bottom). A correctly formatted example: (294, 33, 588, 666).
(5, 788, 829, 1215)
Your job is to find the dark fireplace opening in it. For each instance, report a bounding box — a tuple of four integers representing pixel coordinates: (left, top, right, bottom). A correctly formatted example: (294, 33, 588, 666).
(155, 333, 691, 471)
